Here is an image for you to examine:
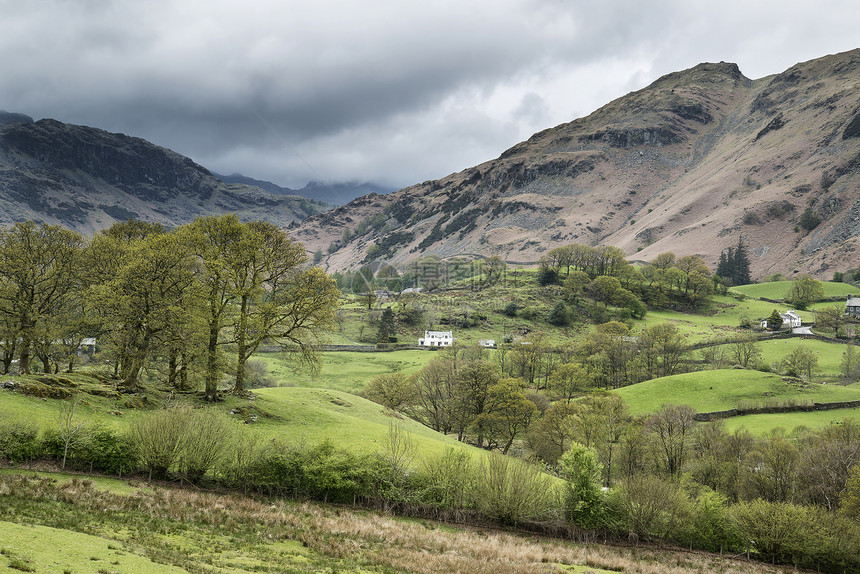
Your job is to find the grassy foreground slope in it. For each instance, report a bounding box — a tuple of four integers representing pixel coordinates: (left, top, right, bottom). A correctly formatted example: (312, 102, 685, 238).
(0, 471, 795, 574)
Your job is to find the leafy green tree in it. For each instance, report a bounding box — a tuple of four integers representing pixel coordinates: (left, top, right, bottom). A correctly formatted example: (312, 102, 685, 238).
(473, 377, 538, 454)
(780, 346, 818, 380)
(227, 221, 337, 394)
(786, 274, 824, 310)
(815, 305, 844, 335)
(547, 301, 570, 326)
(454, 360, 498, 446)
(527, 401, 576, 463)
(560, 442, 607, 528)
(362, 372, 415, 411)
(799, 207, 821, 231)
(376, 307, 396, 343)
(766, 309, 784, 330)
(636, 323, 687, 379)
(562, 270, 590, 304)
(0, 222, 84, 374)
(91, 230, 197, 389)
(548, 362, 591, 403)
(586, 275, 622, 308)
(186, 215, 247, 401)
(411, 357, 457, 434)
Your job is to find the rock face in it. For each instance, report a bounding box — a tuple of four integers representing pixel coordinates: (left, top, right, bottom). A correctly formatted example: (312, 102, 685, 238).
(0, 118, 326, 235)
(293, 50, 860, 279)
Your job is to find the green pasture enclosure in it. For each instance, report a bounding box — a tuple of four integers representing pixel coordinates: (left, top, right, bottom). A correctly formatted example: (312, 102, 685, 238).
(730, 280, 860, 301)
(258, 349, 436, 394)
(722, 409, 860, 435)
(755, 337, 853, 377)
(635, 294, 814, 342)
(614, 369, 860, 416)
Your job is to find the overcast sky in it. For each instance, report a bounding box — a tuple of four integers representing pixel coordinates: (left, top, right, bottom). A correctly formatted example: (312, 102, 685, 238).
(1, 1, 858, 190)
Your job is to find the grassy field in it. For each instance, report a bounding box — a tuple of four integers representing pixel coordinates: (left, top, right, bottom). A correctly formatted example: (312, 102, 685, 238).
(615, 369, 860, 416)
(722, 408, 860, 435)
(0, 470, 799, 574)
(634, 295, 813, 342)
(258, 349, 436, 394)
(730, 280, 860, 301)
(756, 338, 851, 377)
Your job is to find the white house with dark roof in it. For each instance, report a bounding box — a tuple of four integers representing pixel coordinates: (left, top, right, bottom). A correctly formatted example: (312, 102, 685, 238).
(760, 310, 802, 330)
(419, 330, 454, 347)
(847, 297, 860, 318)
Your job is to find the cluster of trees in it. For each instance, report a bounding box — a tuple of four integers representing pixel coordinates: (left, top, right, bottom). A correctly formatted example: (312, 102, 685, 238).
(0, 218, 339, 400)
(538, 244, 716, 314)
(363, 324, 690, 455)
(715, 237, 752, 287)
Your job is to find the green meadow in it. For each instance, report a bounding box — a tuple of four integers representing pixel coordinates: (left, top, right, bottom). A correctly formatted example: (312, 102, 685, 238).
(730, 280, 860, 301)
(258, 349, 436, 394)
(722, 408, 860, 435)
(615, 369, 860, 416)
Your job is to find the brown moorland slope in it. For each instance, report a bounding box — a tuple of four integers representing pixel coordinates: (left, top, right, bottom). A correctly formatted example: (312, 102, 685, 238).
(293, 49, 860, 279)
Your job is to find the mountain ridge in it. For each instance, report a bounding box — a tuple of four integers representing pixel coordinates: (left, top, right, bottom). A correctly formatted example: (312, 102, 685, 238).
(292, 49, 860, 279)
(0, 116, 327, 235)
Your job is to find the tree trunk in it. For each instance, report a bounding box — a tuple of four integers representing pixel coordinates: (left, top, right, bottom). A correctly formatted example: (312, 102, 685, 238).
(167, 348, 178, 387)
(205, 317, 220, 402)
(19, 331, 31, 375)
(233, 295, 249, 394)
(178, 350, 189, 391)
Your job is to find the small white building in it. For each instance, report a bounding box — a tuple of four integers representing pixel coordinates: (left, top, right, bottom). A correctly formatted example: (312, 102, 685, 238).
(760, 310, 802, 330)
(478, 339, 496, 348)
(847, 297, 860, 318)
(419, 330, 454, 347)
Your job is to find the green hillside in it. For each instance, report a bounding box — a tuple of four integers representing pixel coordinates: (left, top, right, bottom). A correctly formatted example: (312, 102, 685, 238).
(244, 386, 484, 458)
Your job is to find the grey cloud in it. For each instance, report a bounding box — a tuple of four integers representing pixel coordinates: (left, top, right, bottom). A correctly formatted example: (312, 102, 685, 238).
(1, 0, 858, 189)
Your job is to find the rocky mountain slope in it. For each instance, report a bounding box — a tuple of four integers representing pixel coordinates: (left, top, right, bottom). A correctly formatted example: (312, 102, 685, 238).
(0, 112, 326, 235)
(292, 49, 860, 279)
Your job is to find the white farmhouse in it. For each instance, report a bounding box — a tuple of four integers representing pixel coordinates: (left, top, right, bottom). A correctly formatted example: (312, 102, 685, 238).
(760, 310, 803, 330)
(847, 297, 860, 318)
(419, 330, 454, 347)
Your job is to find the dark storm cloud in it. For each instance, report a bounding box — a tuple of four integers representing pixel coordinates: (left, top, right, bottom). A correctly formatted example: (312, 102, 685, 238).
(1, 0, 858, 188)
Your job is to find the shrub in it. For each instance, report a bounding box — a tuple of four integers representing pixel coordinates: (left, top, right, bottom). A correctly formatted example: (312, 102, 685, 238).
(130, 405, 191, 480)
(560, 443, 609, 529)
(471, 453, 562, 525)
(501, 301, 519, 317)
(547, 301, 570, 326)
(0, 419, 43, 463)
(418, 448, 474, 510)
(178, 408, 236, 483)
(799, 207, 821, 231)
